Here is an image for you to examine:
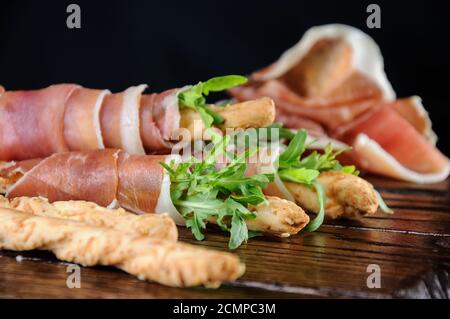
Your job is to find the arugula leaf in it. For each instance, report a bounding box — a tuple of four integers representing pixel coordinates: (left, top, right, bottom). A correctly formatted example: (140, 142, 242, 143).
(303, 180, 326, 232)
(278, 129, 308, 169)
(275, 127, 392, 230)
(178, 75, 248, 128)
(196, 106, 215, 128)
(278, 167, 319, 185)
(202, 75, 248, 95)
(341, 165, 359, 175)
(275, 129, 360, 232)
(185, 211, 207, 241)
(375, 189, 393, 214)
(248, 230, 263, 239)
(161, 133, 269, 249)
(258, 123, 296, 141)
(229, 212, 249, 250)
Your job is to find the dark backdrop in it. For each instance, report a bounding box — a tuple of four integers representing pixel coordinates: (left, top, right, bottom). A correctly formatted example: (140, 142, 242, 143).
(1, 0, 449, 155)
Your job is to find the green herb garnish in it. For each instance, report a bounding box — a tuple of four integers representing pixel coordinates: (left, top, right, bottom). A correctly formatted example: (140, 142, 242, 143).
(257, 123, 296, 142)
(178, 75, 248, 128)
(275, 128, 393, 230)
(303, 180, 326, 232)
(160, 131, 272, 249)
(375, 189, 393, 214)
(276, 129, 360, 231)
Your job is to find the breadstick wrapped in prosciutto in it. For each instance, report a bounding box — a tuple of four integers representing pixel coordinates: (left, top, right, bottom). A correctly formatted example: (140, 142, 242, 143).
(0, 195, 178, 242)
(1, 143, 309, 249)
(248, 127, 387, 229)
(0, 76, 275, 161)
(0, 207, 243, 287)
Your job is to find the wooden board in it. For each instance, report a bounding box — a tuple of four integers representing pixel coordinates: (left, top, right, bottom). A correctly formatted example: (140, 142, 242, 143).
(0, 176, 449, 299)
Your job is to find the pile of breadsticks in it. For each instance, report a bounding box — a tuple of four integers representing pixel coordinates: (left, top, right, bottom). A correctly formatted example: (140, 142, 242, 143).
(0, 196, 244, 288)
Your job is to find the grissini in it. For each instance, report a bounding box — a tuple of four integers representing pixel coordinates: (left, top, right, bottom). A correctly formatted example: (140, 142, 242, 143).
(265, 171, 378, 219)
(0, 76, 275, 161)
(0, 195, 178, 242)
(242, 129, 382, 223)
(246, 196, 310, 237)
(0, 207, 244, 287)
(0, 149, 310, 248)
(179, 98, 275, 140)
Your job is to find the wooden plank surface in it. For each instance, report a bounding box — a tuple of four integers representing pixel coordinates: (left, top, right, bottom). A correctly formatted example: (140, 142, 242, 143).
(0, 176, 449, 299)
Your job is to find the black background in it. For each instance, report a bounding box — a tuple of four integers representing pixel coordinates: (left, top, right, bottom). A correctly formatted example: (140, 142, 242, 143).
(1, 0, 449, 155)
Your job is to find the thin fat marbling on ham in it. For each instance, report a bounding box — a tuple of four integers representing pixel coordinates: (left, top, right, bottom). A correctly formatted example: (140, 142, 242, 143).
(0, 84, 79, 161)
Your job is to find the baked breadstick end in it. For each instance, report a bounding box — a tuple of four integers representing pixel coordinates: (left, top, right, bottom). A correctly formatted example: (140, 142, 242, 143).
(213, 97, 276, 130)
(0, 207, 244, 288)
(179, 98, 276, 140)
(285, 171, 378, 219)
(247, 196, 310, 237)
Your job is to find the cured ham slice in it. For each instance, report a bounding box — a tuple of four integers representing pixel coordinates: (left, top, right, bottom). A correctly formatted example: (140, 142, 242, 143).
(7, 149, 120, 207)
(0, 159, 42, 193)
(389, 96, 437, 144)
(233, 79, 378, 130)
(139, 90, 180, 153)
(0, 84, 79, 161)
(117, 151, 165, 214)
(249, 24, 395, 100)
(334, 105, 450, 180)
(0, 82, 273, 161)
(4, 150, 183, 223)
(100, 85, 147, 155)
(0, 84, 182, 160)
(64, 87, 110, 151)
(230, 24, 449, 183)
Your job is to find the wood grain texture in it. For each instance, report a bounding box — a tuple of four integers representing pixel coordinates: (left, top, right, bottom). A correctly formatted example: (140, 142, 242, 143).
(0, 176, 449, 299)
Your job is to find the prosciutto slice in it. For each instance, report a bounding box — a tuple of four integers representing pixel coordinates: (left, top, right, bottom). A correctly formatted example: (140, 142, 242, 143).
(4, 150, 183, 222)
(230, 24, 449, 183)
(64, 87, 110, 151)
(334, 105, 450, 183)
(100, 85, 147, 155)
(0, 84, 79, 161)
(139, 89, 180, 153)
(0, 84, 182, 161)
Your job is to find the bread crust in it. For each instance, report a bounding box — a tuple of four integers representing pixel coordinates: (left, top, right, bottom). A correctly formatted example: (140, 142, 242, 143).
(285, 171, 378, 219)
(0, 207, 244, 287)
(1, 195, 178, 242)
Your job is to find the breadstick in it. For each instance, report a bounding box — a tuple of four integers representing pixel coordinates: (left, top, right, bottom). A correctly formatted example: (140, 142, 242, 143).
(247, 196, 309, 237)
(0, 207, 244, 287)
(206, 196, 309, 238)
(179, 98, 276, 140)
(284, 171, 378, 219)
(3, 196, 177, 242)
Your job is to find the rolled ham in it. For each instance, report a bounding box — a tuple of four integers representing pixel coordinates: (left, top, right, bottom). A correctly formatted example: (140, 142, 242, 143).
(230, 24, 449, 183)
(4, 150, 184, 225)
(64, 87, 110, 151)
(0, 84, 182, 160)
(0, 84, 79, 161)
